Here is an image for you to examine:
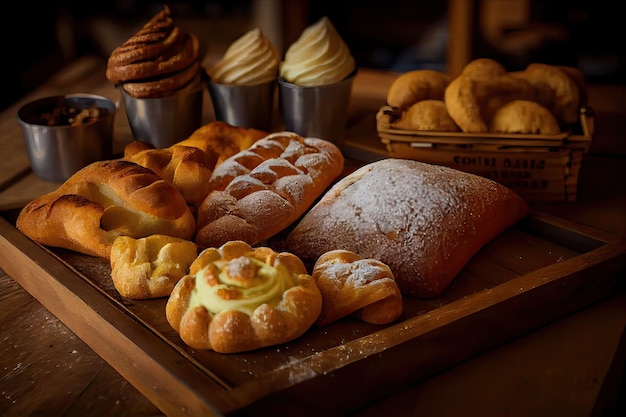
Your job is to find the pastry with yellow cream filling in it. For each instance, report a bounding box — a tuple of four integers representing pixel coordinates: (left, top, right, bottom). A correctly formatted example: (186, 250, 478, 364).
(165, 240, 322, 353)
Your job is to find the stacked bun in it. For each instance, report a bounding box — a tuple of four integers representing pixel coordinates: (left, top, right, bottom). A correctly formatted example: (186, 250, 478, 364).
(380, 58, 586, 134)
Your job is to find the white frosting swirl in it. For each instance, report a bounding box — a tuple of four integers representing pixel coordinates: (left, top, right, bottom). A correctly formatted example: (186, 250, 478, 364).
(279, 16, 355, 86)
(189, 256, 296, 315)
(208, 28, 279, 85)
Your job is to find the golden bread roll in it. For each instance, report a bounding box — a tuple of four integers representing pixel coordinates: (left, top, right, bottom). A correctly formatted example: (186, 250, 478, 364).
(559, 65, 588, 109)
(510, 63, 580, 126)
(312, 250, 402, 326)
(490, 100, 560, 135)
(176, 121, 268, 167)
(124, 143, 214, 208)
(393, 99, 460, 131)
(445, 73, 536, 133)
(386, 69, 451, 110)
(285, 159, 530, 298)
(16, 160, 196, 259)
(195, 131, 344, 249)
(110, 234, 198, 299)
(458, 57, 507, 81)
(165, 240, 322, 353)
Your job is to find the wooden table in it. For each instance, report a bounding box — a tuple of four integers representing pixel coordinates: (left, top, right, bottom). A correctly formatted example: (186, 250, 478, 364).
(1, 55, 625, 417)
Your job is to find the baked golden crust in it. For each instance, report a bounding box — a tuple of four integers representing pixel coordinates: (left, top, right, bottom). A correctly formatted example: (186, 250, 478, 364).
(165, 240, 322, 353)
(445, 72, 536, 133)
(195, 131, 345, 249)
(110, 234, 198, 299)
(16, 160, 196, 259)
(386, 69, 451, 110)
(490, 100, 560, 135)
(312, 250, 402, 326)
(286, 159, 530, 298)
(176, 121, 268, 167)
(121, 121, 269, 209)
(123, 142, 214, 208)
(393, 99, 460, 131)
(510, 63, 581, 127)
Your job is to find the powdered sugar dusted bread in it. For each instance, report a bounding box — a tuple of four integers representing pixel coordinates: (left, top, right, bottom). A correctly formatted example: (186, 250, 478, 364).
(312, 250, 402, 326)
(285, 159, 530, 298)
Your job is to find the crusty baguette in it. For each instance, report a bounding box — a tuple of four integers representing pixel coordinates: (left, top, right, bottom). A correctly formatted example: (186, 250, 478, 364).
(285, 159, 530, 298)
(16, 159, 196, 259)
(312, 249, 403, 326)
(165, 240, 322, 353)
(195, 131, 345, 249)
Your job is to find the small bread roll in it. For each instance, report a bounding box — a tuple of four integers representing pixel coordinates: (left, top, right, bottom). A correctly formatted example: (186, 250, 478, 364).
(458, 57, 507, 81)
(394, 99, 460, 131)
(386, 69, 451, 110)
(510, 63, 580, 126)
(312, 250, 402, 326)
(490, 100, 560, 135)
(110, 234, 198, 299)
(445, 73, 536, 133)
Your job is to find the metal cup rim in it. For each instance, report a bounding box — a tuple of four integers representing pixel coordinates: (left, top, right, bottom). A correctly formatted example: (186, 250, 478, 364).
(277, 68, 358, 89)
(17, 93, 116, 128)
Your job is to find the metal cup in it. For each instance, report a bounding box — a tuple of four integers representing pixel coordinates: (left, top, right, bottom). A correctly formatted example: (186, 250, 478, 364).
(17, 94, 115, 183)
(120, 82, 204, 148)
(207, 80, 275, 131)
(277, 69, 356, 143)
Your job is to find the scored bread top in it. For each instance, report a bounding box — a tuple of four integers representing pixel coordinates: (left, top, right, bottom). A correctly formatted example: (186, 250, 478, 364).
(195, 132, 344, 249)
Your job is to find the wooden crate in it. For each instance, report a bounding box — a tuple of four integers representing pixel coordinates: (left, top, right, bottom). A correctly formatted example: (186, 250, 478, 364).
(376, 106, 594, 201)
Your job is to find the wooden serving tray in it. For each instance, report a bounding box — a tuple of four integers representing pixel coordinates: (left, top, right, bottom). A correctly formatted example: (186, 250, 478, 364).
(0, 208, 624, 417)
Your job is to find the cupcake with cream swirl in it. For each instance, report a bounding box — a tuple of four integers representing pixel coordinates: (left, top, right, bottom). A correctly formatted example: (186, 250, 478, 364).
(279, 16, 356, 86)
(208, 28, 279, 85)
(277, 16, 357, 142)
(207, 28, 279, 130)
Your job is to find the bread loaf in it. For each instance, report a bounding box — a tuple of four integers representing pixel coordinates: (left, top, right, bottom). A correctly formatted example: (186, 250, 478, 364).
(285, 159, 530, 298)
(195, 131, 344, 249)
(165, 240, 322, 353)
(16, 160, 196, 259)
